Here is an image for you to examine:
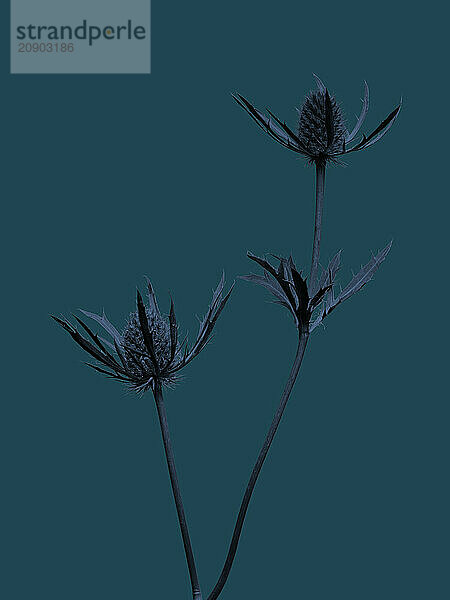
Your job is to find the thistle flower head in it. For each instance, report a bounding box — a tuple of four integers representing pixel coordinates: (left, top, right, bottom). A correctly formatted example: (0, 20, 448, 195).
(297, 88, 347, 163)
(233, 74, 401, 165)
(121, 306, 174, 386)
(52, 274, 233, 394)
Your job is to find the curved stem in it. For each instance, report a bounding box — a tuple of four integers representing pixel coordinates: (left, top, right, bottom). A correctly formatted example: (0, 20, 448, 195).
(207, 331, 309, 600)
(310, 161, 326, 289)
(153, 382, 203, 600)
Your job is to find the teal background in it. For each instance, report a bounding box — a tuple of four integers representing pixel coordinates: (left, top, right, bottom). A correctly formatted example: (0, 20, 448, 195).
(2, 1, 446, 599)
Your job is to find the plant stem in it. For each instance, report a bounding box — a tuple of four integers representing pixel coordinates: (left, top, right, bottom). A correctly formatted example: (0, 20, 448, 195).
(207, 331, 309, 600)
(153, 382, 203, 600)
(310, 161, 326, 289)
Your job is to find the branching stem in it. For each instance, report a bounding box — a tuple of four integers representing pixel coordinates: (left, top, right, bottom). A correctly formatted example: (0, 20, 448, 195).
(153, 382, 203, 600)
(310, 161, 326, 289)
(207, 331, 309, 600)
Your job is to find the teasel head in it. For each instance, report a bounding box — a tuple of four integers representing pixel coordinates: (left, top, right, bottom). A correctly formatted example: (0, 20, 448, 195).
(51, 274, 233, 394)
(233, 74, 401, 165)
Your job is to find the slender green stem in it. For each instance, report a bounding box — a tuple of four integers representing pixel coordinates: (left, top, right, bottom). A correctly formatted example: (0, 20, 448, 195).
(207, 331, 309, 600)
(153, 382, 203, 600)
(310, 161, 326, 289)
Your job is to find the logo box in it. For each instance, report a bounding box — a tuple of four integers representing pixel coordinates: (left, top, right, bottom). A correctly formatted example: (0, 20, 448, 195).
(11, 0, 151, 74)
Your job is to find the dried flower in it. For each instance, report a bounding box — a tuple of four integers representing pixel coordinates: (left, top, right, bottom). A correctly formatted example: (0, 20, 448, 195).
(52, 274, 233, 393)
(233, 74, 401, 164)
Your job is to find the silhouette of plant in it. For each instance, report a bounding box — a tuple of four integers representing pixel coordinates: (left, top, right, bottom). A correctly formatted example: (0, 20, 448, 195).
(207, 75, 400, 600)
(52, 74, 400, 600)
(52, 275, 233, 600)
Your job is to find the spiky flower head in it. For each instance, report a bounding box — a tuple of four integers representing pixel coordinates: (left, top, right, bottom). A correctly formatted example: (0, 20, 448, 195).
(233, 74, 401, 165)
(121, 304, 174, 387)
(297, 87, 347, 163)
(52, 274, 233, 394)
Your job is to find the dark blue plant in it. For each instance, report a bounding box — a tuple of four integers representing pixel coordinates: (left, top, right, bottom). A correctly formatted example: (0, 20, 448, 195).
(50, 73, 401, 600)
(52, 274, 233, 600)
(233, 74, 401, 165)
(206, 76, 400, 600)
(52, 274, 233, 393)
